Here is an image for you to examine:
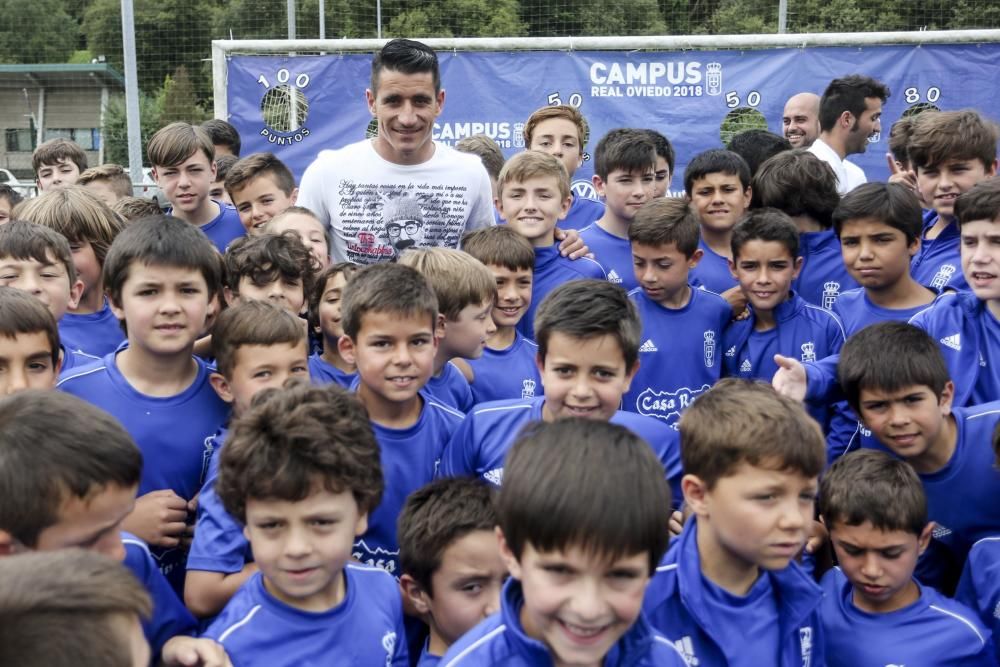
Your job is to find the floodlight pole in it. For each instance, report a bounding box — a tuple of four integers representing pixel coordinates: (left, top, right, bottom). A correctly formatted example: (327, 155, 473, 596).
(120, 0, 143, 186)
(778, 0, 788, 33)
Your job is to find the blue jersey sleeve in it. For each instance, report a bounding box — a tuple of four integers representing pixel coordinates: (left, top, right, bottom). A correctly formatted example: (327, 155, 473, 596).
(437, 415, 478, 479)
(186, 470, 250, 574)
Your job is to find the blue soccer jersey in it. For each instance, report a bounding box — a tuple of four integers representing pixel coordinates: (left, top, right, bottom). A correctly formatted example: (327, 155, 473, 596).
(622, 287, 731, 429)
(355, 392, 464, 576)
(689, 238, 737, 295)
(437, 396, 683, 508)
(516, 243, 606, 339)
(466, 331, 542, 405)
(833, 286, 935, 336)
(58, 298, 126, 358)
(58, 352, 230, 590)
(59, 344, 100, 373)
(579, 223, 637, 291)
(957, 537, 1000, 664)
(425, 361, 475, 413)
(440, 579, 687, 666)
(167, 200, 245, 253)
(560, 193, 605, 231)
(794, 229, 858, 310)
(911, 210, 969, 292)
(122, 532, 198, 659)
(186, 428, 254, 576)
(203, 566, 408, 666)
(307, 353, 356, 389)
(643, 519, 824, 667)
(821, 567, 994, 666)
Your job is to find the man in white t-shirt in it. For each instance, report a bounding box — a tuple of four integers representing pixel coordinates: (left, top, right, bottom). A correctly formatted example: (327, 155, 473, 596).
(808, 75, 889, 196)
(297, 39, 496, 264)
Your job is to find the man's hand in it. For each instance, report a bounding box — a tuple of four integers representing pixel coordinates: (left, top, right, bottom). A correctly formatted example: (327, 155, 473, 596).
(162, 637, 233, 667)
(555, 228, 590, 259)
(121, 490, 189, 548)
(772, 354, 807, 402)
(886, 152, 920, 198)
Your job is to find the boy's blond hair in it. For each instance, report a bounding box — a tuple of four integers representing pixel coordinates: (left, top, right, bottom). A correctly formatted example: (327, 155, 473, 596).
(907, 110, 999, 172)
(455, 135, 505, 180)
(461, 225, 535, 272)
(679, 378, 825, 488)
(398, 247, 497, 321)
(77, 164, 133, 199)
(111, 196, 162, 222)
(224, 152, 296, 197)
(146, 122, 215, 168)
(15, 186, 124, 266)
(497, 151, 570, 201)
(32, 138, 87, 175)
(524, 105, 588, 156)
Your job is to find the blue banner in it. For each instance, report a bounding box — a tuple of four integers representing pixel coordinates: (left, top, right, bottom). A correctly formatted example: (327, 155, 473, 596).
(228, 44, 1000, 196)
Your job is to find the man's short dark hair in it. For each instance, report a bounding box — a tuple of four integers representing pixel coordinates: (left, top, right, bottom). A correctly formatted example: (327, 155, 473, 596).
(0, 391, 142, 548)
(371, 38, 440, 94)
(728, 129, 792, 179)
(216, 383, 383, 523)
(498, 419, 671, 575)
(838, 322, 950, 414)
(820, 449, 927, 537)
(684, 149, 751, 194)
(833, 182, 923, 242)
(955, 178, 1000, 228)
(398, 477, 497, 595)
(593, 128, 656, 181)
(752, 149, 839, 229)
(534, 279, 640, 371)
(102, 215, 222, 309)
(201, 119, 242, 157)
(818, 75, 890, 132)
(731, 208, 799, 259)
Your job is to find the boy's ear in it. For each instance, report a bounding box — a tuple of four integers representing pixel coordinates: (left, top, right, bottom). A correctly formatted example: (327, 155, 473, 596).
(592, 174, 606, 197)
(728, 257, 738, 279)
(435, 313, 447, 340)
(338, 335, 357, 366)
(353, 511, 368, 538)
(493, 196, 506, 221)
(741, 186, 752, 209)
(938, 380, 956, 414)
(791, 255, 805, 280)
(50, 349, 63, 387)
(989, 159, 998, 177)
(496, 526, 522, 581)
(688, 248, 704, 270)
(907, 236, 922, 258)
(69, 278, 85, 309)
(559, 194, 572, 220)
(289, 187, 299, 205)
(223, 286, 239, 307)
(209, 371, 235, 404)
(0, 529, 20, 556)
(621, 359, 640, 394)
(681, 473, 711, 518)
(917, 522, 934, 555)
(399, 574, 433, 616)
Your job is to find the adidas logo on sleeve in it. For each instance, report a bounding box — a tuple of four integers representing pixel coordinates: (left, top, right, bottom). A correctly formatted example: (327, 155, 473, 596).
(740, 359, 752, 373)
(639, 339, 658, 353)
(939, 334, 961, 351)
(607, 269, 622, 284)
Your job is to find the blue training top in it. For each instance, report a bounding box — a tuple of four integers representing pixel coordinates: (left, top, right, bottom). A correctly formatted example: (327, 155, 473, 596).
(466, 331, 541, 406)
(516, 243, 606, 339)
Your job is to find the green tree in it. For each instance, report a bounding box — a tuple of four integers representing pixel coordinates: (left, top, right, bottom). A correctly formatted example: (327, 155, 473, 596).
(384, 0, 526, 37)
(157, 65, 210, 124)
(102, 90, 163, 166)
(0, 0, 80, 63)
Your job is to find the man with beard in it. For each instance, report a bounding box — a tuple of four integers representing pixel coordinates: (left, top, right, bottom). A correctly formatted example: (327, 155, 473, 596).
(808, 75, 890, 195)
(782, 92, 821, 148)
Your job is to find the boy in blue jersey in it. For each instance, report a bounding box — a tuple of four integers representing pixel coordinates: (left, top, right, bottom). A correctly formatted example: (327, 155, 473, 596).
(0, 221, 99, 372)
(15, 185, 126, 357)
(442, 419, 687, 666)
(337, 263, 464, 574)
(818, 449, 994, 665)
(399, 247, 496, 413)
(184, 301, 310, 618)
(0, 287, 63, 393)
(839, 321, 1000, 593)
(496, 150, 606, 339)
(225, 152, 299, 235)
(307, 262, 359, 388)
(752, 148, 859, 309)
(832, 182, 937, 335)
(685, 149, 752, 303)
(622, 197, 731, 428)
(58, 215, 230, 592)
(721, 209, 854, 457)
(222, 231, 317, 317)
(204, 382, 408, 666)
(524, 104, 604, 231)
(0, 390, 229, 665)
(148, 122, 245, 252)
(460, 226, 543, 404)
(398, 478, 507, 666)
(0, 549, 154, 667)
(643, 379, 825, 667)
(438, 279, 683, 507)
(909, 110, 998, 292)
(643, 129, 675, 198)
(580, 128, 656, 291)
